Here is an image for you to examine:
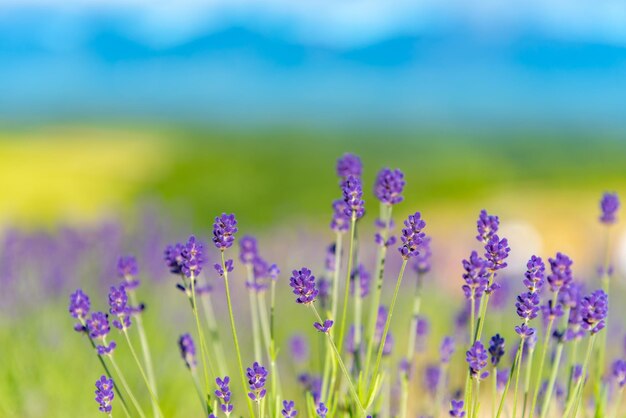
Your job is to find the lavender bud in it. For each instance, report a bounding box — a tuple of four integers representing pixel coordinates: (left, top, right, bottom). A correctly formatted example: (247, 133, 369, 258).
(282, 400, 297, 418)
(466, 340, 489, 380)
(213, 213, 238, 250)
(374, 168, 405, 205)
(342, 175, 365, 219)
(117, 255, 138, 279)
(215, 376, 233, 415)
(69, 289, 90, 321)
(336, 153, 362, 179)
(398, 212, 427, 259)
(580, 289, 608, 334)
(600, 192, 620, 224)
(182, 236, 204, 278)
(488, 334, 505, 366)
(94, 375, 114, 414)
(484, 234, 510, 271)
(179, 333, 196, 370)
(547, 253, 573, 292)
(440, 336, 455, 363)
(289, 268, 318, 304)
(476, 210, 499, 243)
(246, 362, 268, 401)
(449, 399, 466, 417)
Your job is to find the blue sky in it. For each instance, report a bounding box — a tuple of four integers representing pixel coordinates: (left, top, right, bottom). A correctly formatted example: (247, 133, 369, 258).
(1, 1, 625, 129)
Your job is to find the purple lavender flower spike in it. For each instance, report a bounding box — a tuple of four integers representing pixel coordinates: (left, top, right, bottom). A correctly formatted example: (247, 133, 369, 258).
(214, 259, 234, 277)
(399, 212, 427, 259)
(375, 305, 388, 343)
(488, 334, 505, 366)
(412, 235, 432, 275)
(316, 402, 328, 418)
(331, 199, 351, 232)
(612, 359, 626, 387)
(337, 153, 362, 179)
(515, 323, 536, 339)
(580, 289, 608, 334)
(97, 341, 117, 356)
(342, 175, 365, 219)
(69, 289, 90, 330)
(449, 399, 466, 417)
(461, 251, 489, 300)
(524, 255, 545, 293)
(440, 336, 455, 363)
(383, 332, 394, 356)
(182, 235, 204, 278)
(239, 235, 259, 264)
(179, 333, 196, 370)
(117, 255, 138, 279)
(374, 168, 405, 205)
(516, 292, 540, 321)
(289, 335, 309, 364)
(282, 400, 297, 417)
(476, 210, 499, 243)
(215, 376, 233, 415)
(484, 234, 510, 271)
(213, 213, 238, 250)
(289, 268, 318, 304)
(87, 312, 111, 339)
(108, 286, 128, 316)
(350, 264, 371, 298)
(246, 362, 268, 401)
(600, 192, 620, 224)
(164, 242, 184, 274)
(547, 253, 573, 292)
(95, 375, 114, 414)
(497, 369, 509, 391)
(317, 278, 330, 309)
(424, 365, 441, 395)
(572, 364, 583, 383)
(313, 320, 334, 333)
(466, 340, 489, 379)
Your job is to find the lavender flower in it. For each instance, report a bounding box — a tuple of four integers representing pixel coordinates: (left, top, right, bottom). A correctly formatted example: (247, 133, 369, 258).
(572, 364, 583, 383)
(87, 312, 111, 339)
(516, 292, 540, 321)
(214, 259, 234, 277)
(337, 153, 362, 179)
(289, 268, 318, 304)
(282, 400, 297, 417)
(94, 375, 114, 414)
(108, 286, 128, 316)
(324, 243, 337, 272)
(239, 236, 259, 264)
(215, 376, 233, 415)
(497, 369, 509, 391)
(182, 236, 204, 278)
(523, 255, 545, 293)
(374, 168, 405, 205)
(213, 213, 238, 250)
(580, 289, 608, 334)
(440, 336, 455, 363)
(466, 340, 489, 379)
(246, 362, 268, 401)
(515, 323, 536, 339)
(69, 289, 90, 322)
(488, 334, 505, 366)
(600, 192, 620, 224)
(484, 234, 510, 271)
(350, 264, 370, 298)
(383, 332, 394, 356)
(164, 242, 184, 275)
(547, 253, 573, 292)
(449, 399, 466, 417)
(342, 175, 365, 219)
(289, 335, 309, 364)
(117, 255, 138, 279)
(313, 320, 334, 333)
(412, 235, 432, 275)
(461, 251, 489, 300)
(476, 210, 499, 243)
(330, 199, 351, 232)
(424, 365, 441, 395)
(612, 359, 626, 387)
(398, 212, 427, 259)
(179, 333, 196, 370)
(316, 402, 328, 418)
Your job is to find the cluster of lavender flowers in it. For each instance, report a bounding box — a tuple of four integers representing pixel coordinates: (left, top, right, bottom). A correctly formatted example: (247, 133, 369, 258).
(67, 154, 623, 418)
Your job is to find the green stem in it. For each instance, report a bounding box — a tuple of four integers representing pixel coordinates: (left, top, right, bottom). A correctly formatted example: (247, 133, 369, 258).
(492, 366, 498, 418)
(566, 339, 580, 403)
(323, 232, 342, 402)
(122, 329, 164, 417)
(190, 369, 209, 416)
(609, 386, 624, 418)
(434, 363, 449, 417)
(401, 274, 423, 418)
(496, 339, 522, 418)
(312, 305, 367, 417)
(539, 342, 565, 418)
(200, 291, 229, 376)
(189, 273, 214, 401)
(512, 339, 526, 418)
(465, 296, 476, 409)
(521, 346, 536, 418)
(370, 259, 408, 399)
(337, 214, 357, 354)
(565, 334, 597, 418)
(474, 272, 495, 343)
(222, 251, 256, 418)
(108, 354, 148, 418)
(246, 264, 263, 362)
(258, 292, 281, 417)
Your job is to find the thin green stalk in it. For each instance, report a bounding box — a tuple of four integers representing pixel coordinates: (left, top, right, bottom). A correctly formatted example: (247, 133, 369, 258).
(108, 354, 148, 418)
(363, 204, 392, 387)
(474, 272, 495, 343)
(189, 274, 214, 397)
(246, 264, 263, 362)
(434, 363, 449, 417)
(595, 227, 612, 417)
(473, 379, 481, 418)
(370, 259, 408, 400)
(512, 339, 526, 418)
(609, 385, 624, 418)
(353, 264, 363, 373)
(492, 366, 498, 418)
(521, 346, 536, 418)
(465, 296, 476, 409)
(496, 340, 522, 418)
(311, 305, 367, 417)
(122, 329, 164, 417)
(126, 289, 159, 418)
(222, 251, 256, 418)
(200, 291, 229, 376)
(564, 334, 596, 418)
(539, 342, 565, 418)
(401, 273, 423, 418)
(323, 232, 342, 402)
(258, 292, 282, 417)
(337, 214, 357, 354)
(566, 339, 580, 403)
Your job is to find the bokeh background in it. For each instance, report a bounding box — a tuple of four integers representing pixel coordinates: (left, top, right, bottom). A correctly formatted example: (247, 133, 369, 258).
(2, 1, 626, 417)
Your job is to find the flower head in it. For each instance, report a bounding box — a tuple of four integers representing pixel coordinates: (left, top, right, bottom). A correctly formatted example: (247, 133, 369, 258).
(239, 236, 259, 264)
(117, 255, 138, 279)
(342, 175, 365, 219)
(412, 235, 432, 275)
(524, 255, 545, 293)
(215, 376, 233, 415)
(488, 334, 505, 366)
(290, 268, 318, 304)
(547, 253, 573, 292)
(612, 359, 626, 388)
(69, 289, 90, 320)
(600, 192, 620, 224)
(164, 243, 185, 275)
(313, 320, 334, 333)
(182, 235, 204, 277)
(440, 336, 455, 363)
(350, 264, 371, 298)
(179, 333, 196, 370)
(466, 340, 489, 379)
(515, 323, 536, 339)
(374, 168, 405, 205)
(316, 402, 328, 418)
(246, 362, 268, 401)
(398, 212, 427, 259)
(330, 199, 351, 232)
(94, 376, 114, 414)
(108, 286, 129, 316)
(337, 153, 362, 179)
(282, 400, 297, 418)
(424, 365, 440, 395)
(450, 399, 466, 417)
(476, 210, 499, 243)
(289, 335, 309, 364)
(213, 213, 238, 250)
(516, 292, 540, 321)
(87, 312, 110, 339)
(484, 234, 510, 271)
(462, 251, 489, 300)
(580, 289, 608, 334)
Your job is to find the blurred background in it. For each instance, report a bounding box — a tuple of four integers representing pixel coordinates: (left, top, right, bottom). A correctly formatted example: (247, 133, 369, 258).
(1, 0, 626, 417)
